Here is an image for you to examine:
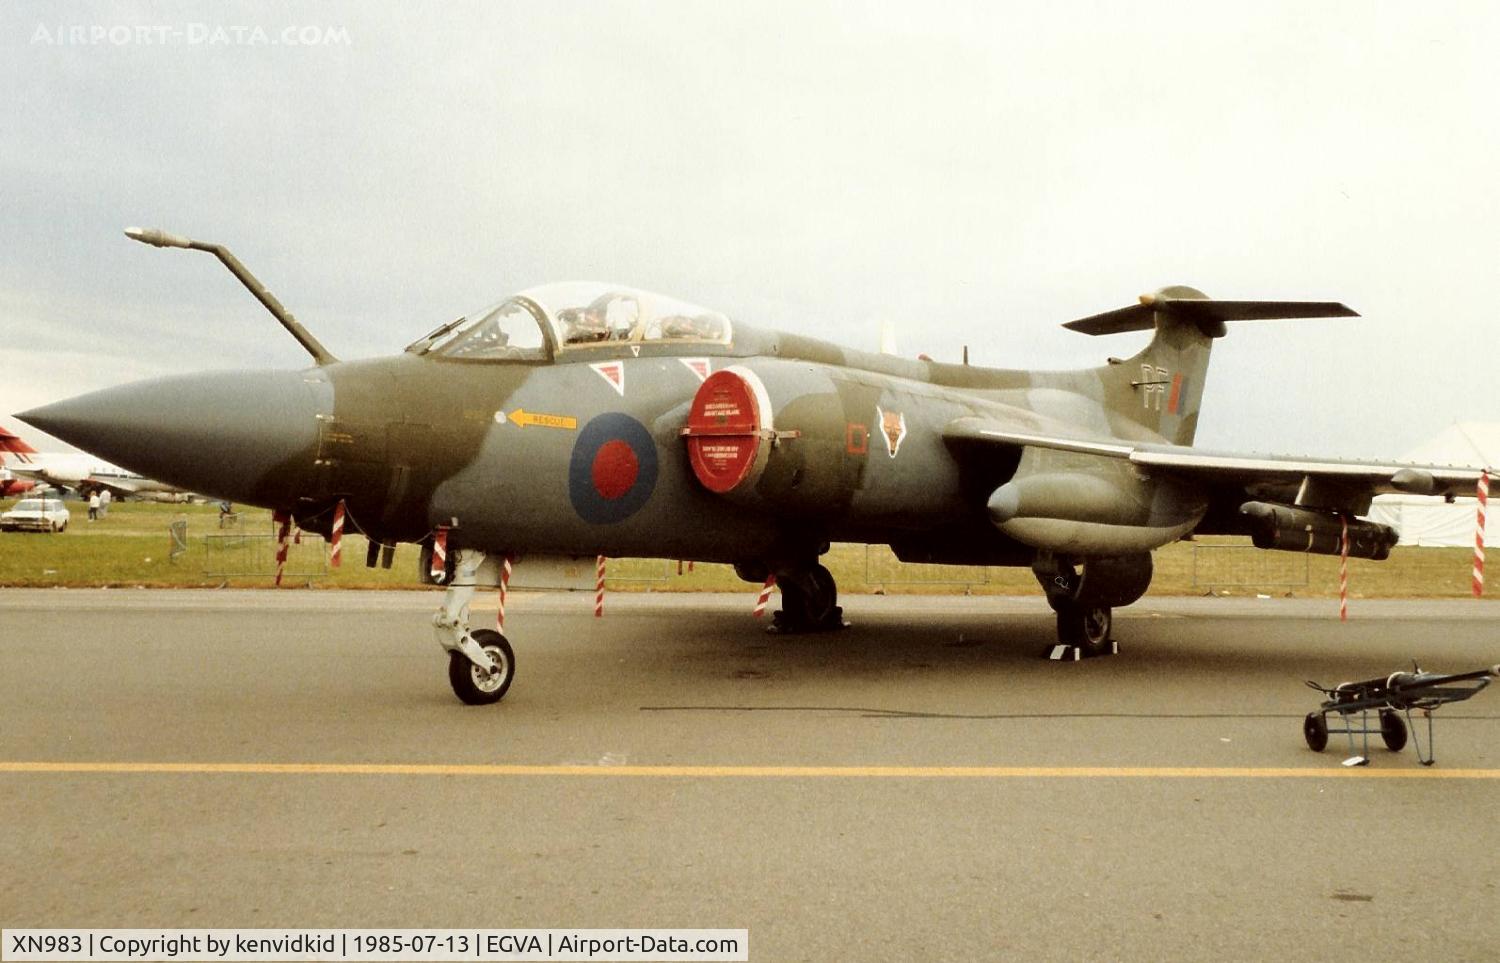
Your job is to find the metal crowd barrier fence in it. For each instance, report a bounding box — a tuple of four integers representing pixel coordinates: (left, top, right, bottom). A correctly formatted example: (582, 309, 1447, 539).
(1191, 543, 1309, 593)
(200, 530, 329, 581)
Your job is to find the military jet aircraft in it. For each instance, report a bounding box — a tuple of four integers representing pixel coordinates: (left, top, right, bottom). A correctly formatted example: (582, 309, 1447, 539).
(18, 229, 1488, 705)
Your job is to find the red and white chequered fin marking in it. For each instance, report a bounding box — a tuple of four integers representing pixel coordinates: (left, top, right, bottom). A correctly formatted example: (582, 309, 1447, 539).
(430, 527, 448, 582)
(497, 555, 513, 630)
(589, 362, 626, 396)
(1474, 470, 1490, 598)
(595, 556, 606, 618)
(678, 358, 711, 383)
(1339, 514, 1349, 622)
(753, 574, 777, 618)
(328, 501, 345, 568)
(273, 511, 291, 587)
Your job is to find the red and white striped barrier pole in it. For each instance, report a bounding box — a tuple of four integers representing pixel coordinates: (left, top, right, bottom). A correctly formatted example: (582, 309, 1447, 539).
(753, 574, 777, 618)
(1339, 514, 1349, 622)
(497, 555, 513, 631)
(594, 556, 606, 618)
(273, 511, 291, 587)
(328, 500, 345, 568)
(430, 527, 448, 582)
(1474, 470, 1489, 598)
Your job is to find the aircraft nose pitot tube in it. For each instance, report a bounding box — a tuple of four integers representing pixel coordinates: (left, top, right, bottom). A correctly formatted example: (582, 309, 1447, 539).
(17, 368, 330, 506)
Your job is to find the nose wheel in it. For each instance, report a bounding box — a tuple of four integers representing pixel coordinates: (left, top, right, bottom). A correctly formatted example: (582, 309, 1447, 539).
(432, 548, 518, 705)
(447, 629, 515, 705)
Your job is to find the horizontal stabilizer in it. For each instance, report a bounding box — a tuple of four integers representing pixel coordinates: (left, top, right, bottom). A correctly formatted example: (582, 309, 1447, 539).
(1064, 293, 1358, 338)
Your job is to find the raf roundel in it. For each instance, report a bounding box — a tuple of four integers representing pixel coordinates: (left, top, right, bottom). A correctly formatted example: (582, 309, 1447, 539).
(568, 413, 660, 524)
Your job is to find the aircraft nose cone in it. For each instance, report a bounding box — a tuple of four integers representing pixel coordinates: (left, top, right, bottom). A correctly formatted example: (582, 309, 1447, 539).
(17, 369, 332, 504)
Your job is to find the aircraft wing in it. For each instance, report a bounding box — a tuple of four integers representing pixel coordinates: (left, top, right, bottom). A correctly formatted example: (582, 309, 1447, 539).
(84, 474, 152, 497)
(7, 465, 184, 499)
(5, 465, 68, 492)
(943, 417, 1487, 517)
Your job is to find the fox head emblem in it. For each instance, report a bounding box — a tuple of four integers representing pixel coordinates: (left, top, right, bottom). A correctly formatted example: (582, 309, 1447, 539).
(876, 405, 907, 458)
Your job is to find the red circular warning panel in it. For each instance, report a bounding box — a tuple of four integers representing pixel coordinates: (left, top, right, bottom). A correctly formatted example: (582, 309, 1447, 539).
(683, 369, 768, 494)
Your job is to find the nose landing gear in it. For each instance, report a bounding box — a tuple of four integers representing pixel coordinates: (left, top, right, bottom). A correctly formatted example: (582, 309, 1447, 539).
(432, 548, 515, 705)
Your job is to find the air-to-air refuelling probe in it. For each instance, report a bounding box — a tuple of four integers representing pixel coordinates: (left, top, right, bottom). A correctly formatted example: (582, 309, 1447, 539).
(18, 229, 1489, 705)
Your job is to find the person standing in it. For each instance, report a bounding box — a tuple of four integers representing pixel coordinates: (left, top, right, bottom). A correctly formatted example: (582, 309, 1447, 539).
(87, 491, 100, 521)
(98, 489, 111, 517)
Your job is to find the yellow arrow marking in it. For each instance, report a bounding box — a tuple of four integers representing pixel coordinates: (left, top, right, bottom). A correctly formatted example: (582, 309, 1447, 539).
(507, 409, 578, 430)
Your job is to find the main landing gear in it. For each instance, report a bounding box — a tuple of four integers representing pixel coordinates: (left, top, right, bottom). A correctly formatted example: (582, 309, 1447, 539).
(432, 549, 515, 705)
(1033, 555, 1115, 660)
(738, 560, 848, 634)
(772, 563, 847, 633)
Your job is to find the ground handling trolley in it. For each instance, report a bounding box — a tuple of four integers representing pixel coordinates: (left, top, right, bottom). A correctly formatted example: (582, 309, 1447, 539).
(1303, 664, 1497, 766)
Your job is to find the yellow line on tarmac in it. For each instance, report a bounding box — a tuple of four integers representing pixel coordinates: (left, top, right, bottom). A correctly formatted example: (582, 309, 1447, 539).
(2, 761, 1499, 779)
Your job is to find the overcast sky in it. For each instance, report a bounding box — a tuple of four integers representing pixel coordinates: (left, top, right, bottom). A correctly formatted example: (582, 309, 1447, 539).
(3, 1, 1497, 460)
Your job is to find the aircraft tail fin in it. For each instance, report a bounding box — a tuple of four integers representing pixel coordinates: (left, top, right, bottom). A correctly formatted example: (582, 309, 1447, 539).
(0, 427, 38, 463)
(1067, 286, 1357, 447)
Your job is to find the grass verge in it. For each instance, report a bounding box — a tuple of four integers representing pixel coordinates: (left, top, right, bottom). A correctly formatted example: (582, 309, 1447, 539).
(0, 499, 1481, 597)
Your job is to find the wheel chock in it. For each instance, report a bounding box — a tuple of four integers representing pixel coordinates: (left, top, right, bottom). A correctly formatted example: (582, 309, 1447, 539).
(1045, 640, 1119, 661)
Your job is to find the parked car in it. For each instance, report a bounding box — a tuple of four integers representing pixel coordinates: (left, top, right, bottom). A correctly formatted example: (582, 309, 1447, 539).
(0, 497, 70, 533)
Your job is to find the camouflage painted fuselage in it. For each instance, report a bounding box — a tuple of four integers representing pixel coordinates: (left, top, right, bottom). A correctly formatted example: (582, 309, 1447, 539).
(288, 320, 1204, 567)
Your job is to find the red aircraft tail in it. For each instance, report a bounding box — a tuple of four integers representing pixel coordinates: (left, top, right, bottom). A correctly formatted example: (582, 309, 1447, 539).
(0, 427, 38, 463)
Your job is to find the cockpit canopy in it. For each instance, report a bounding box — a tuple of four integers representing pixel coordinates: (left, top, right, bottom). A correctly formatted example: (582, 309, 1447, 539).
(434, 282, 733, 361)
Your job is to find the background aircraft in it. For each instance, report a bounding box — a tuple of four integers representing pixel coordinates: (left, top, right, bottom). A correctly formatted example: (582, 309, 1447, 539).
(0, 430, 40, 497)
(17, 230, 1488, 705)
(0, 426, 188, 501)
(0, 468, 37, 498)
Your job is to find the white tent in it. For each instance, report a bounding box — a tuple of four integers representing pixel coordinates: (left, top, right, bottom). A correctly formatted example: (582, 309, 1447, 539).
(1368, 422, 1500, 547)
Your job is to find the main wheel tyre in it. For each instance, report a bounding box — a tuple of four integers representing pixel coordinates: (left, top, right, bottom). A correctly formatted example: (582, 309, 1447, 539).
(803, 564, 838, 626)
(1379, 709, 1408, 752)
(1081, 606, 1111, 652)
(1304, 712, 1329, 752)
(1057, 605, 1112, 657)
(774, 564, 840, 630)
(447, 629, 515, 706)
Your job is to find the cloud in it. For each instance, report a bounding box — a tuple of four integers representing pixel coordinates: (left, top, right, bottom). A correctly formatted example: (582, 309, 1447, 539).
(1, 2, 1497, 459)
